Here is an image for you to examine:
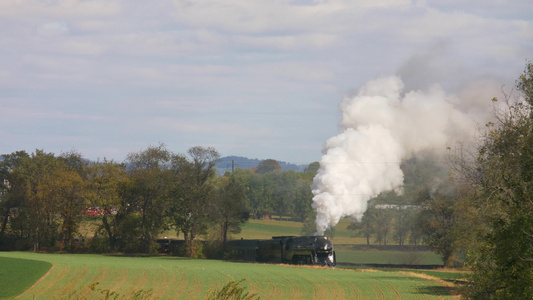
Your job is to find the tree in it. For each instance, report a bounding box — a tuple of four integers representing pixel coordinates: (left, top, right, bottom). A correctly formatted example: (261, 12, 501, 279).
(452, 62, 533, 298)
(302, 161, 320, 181)
(54, 151, 89, 251)
(0, 151, 29, 244)
(50, 168, 87, 250)
(415, 183, 459, 267)
(266, 170, 297, 219)
(126, 144, 171, 253)
(170, 146, 220, 258)
(255, 159, 281, 174)
(392, 204, 415, 247)
(347, 209, 374, 246)
(86, 159, 130, 252)
(244, 171, 274, 219)
(292, 179, 313, 222)
(12, 150, 63, 251)
(212, 174, 250, 252)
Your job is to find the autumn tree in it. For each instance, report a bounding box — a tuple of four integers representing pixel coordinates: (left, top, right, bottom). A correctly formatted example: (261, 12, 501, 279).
(86, 159, 130, 252)
(53, 151, 89, 251)
(8, 150, 64, 251)
(255, 159, 281, 174)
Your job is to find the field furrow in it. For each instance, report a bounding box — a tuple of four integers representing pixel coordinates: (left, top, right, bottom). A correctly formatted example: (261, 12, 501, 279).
(61, 264, 87, 296)
(109, 266, 126, 293)
(173, 266, 187, 299)
(31, 264, 69, 298)
(253, 271, 276, 300)
(344, 280, 360, 300)
(151, 268, 168, 299)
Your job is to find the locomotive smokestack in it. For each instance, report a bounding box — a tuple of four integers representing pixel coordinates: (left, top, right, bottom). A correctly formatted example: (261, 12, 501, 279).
(311, 75, 491, 235)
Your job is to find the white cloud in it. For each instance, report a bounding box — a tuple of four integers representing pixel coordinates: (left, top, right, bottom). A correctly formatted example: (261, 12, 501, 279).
(0, 0, 531, 163)
(0, 0, 121, 19)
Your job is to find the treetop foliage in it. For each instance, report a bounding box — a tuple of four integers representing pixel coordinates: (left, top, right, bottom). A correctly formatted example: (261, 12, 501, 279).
(255, 159, 281, 174)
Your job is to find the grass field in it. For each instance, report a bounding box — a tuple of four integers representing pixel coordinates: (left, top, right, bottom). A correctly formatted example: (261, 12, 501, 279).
(0, 251, 457, 299)
(1, 218, 462, 299)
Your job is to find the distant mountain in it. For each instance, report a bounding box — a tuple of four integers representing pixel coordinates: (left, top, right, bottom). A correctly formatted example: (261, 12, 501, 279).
(216, 156, 308, 176)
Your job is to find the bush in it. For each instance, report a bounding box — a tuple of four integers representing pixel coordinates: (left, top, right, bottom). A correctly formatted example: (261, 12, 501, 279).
(207, 279, 259, 300)
(203, 240, 224, 259)
(88, 236, 110, 253)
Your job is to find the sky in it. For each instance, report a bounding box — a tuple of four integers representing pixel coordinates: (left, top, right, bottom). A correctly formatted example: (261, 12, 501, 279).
(1, 0, 532, 165)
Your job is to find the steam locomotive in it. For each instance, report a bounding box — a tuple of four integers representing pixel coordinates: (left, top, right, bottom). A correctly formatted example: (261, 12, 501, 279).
(226, 236, 336, 267)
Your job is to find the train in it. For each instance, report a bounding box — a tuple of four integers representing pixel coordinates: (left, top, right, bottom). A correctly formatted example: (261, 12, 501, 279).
(226, 236, 336, 267)
(156, 235, 336, 267)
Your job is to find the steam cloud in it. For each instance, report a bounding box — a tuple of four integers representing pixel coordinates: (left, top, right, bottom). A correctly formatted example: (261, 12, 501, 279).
(311, 76, 488, 235)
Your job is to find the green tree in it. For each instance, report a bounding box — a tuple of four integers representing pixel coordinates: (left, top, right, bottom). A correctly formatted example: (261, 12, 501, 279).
(244, 171, 274, 219)
(126, 144, 171, 253)
(347, 209, 374, 246)
(292, 179, 313, 222)
(212, 174, 250, 252)
(0, 151, 30, 244)
(392, 205, 415, 247)
(451, 62, 533, 299)
(266, 170, 297, 219)
(371, 206, 393, 246)
(415, 183, 459, 267)
(170, 146, 220, 258)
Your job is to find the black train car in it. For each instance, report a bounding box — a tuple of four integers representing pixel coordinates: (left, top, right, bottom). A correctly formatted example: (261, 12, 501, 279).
(225, 239, 260, 261)
(227, 236, 336, 267)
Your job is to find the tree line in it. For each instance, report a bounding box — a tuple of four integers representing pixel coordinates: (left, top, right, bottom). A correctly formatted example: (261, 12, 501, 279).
(0, 145, 319, 257)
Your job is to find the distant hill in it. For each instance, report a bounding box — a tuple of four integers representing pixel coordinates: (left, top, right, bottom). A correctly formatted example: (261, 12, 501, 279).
(216, 156, 308, 176)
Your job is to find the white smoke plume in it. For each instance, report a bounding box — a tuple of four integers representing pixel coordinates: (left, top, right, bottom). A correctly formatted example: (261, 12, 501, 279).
(311, 75, 488, 235)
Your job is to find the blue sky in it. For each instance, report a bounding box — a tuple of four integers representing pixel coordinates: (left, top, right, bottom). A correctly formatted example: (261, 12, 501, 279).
(1, 0, 532, 165)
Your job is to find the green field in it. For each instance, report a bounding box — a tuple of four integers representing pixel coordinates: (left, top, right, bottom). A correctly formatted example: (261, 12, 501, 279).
(0, 251, 457, 299)
(0, 257, 52, 299)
